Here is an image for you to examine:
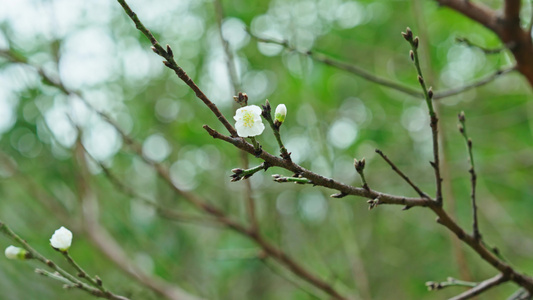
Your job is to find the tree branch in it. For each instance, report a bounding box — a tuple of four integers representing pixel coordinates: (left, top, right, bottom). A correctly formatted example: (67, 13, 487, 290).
(247, 33, 513, 100)
(375, 149, 430, 199)
(114, 0, 238, 137)
(458, 112, 480, 241)
(0, 222, 129, 300)
(403, 28, 443, 204)
(434, 0, 533, 87)
(449, 273, 509, 300)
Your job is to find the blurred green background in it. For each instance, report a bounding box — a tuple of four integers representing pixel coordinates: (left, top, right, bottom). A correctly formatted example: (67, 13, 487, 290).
(0, 0, 532, 299)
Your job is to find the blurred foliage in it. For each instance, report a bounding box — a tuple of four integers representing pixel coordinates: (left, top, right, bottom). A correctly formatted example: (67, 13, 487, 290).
(0, 0, 532, 299)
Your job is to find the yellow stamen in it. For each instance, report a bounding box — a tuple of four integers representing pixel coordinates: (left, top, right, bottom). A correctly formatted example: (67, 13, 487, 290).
(243, 110, 254, 128)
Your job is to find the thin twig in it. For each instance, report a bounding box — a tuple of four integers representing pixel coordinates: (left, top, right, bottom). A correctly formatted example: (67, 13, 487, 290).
(354, 158, 369, 190)
(247, 34, 514, 100)
(403, 28, 443, 204)
(61, 251, 106, 292)
(433, 66, 516, 99)
(260, 257, 323, 300)
(456, 37, 506, 55)
(458, 112, 481, 241)
(426, 277, 477, 290)
(0, 222, 129, 300)
(35, 269, 76, 287)
(262, 100, 291, 160)
(271, 174, 313, 184)
(375, 149, 430, 199)
(507, 288, 531, 300)
(449, 273, 508, 300)
(114, 0, 238, 137)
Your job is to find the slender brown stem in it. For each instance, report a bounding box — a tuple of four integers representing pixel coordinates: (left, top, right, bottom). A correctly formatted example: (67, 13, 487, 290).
(62, 251, 106, 291)
(426, 277, 477, 290)
(247, 35, 513, 99)
(0, 222, 129, 300)
(458, 112, 481, 241)
(205, 125, 434, 207)
(449, 273, 508, 300)
(433, 67, 516, 99)
(114, 0, 238, 137)
(455, 37, 506, 55)
(375, 149, 430, 199)
(404, 29, 443, 204)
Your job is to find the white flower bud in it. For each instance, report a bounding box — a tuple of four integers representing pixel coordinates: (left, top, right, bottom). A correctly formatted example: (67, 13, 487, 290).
(275, 104, 287, 124)
(5, 245, 26, 260)
(50, 226, 72, 251)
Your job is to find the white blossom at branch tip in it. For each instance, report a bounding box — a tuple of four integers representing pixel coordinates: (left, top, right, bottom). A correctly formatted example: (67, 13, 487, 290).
(233, 105, 265, 137)
(5, 245, 25, 260)
(50, 226, 72, 251)
(275, 104, 287, 123)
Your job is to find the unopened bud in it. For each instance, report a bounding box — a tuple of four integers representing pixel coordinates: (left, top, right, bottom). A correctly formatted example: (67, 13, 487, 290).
(428, 87, 434, 99)
(458, 111, 465, 122)
(5, 246, 29, 260)
(354, 158, 366, 173)
(231, 168, 244, 174)
(401, 27, 413, 41)
(413, 37, 419, 48)
(275, 104, 287, 124)
(261, 99, 272, 118)
(409, 50, 414, 61)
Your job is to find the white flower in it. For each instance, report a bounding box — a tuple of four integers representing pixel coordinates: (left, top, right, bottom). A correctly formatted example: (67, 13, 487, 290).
(50, 226, 72, 251)
(275, 104, 287, 124)
(233, 105, 265, 137)
(5, 245, 25, 260)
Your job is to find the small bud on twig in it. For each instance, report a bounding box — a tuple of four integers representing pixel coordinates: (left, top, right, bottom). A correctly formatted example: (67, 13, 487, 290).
(231, 168, 244, 175)
(428, 87, 434, 99)
(367, 197, 381, 210)
(151, 46, 158, 54)
(274, 104, 287, 128)
(401, 27, 413, 42)
(4, 246, 29, 260)
(330, 192, 347, 198)
(261, 99, 272, 118)
(354, 158, 366, 173)
(458, 124, 464, 134)
(413, 37, 419, 49)
(458, 111, 466, 122)
(418, 75, 424, 85)
(409, 50, 414, 61)
(166, 44, 173, 57)
(233, 92, 248, 106)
